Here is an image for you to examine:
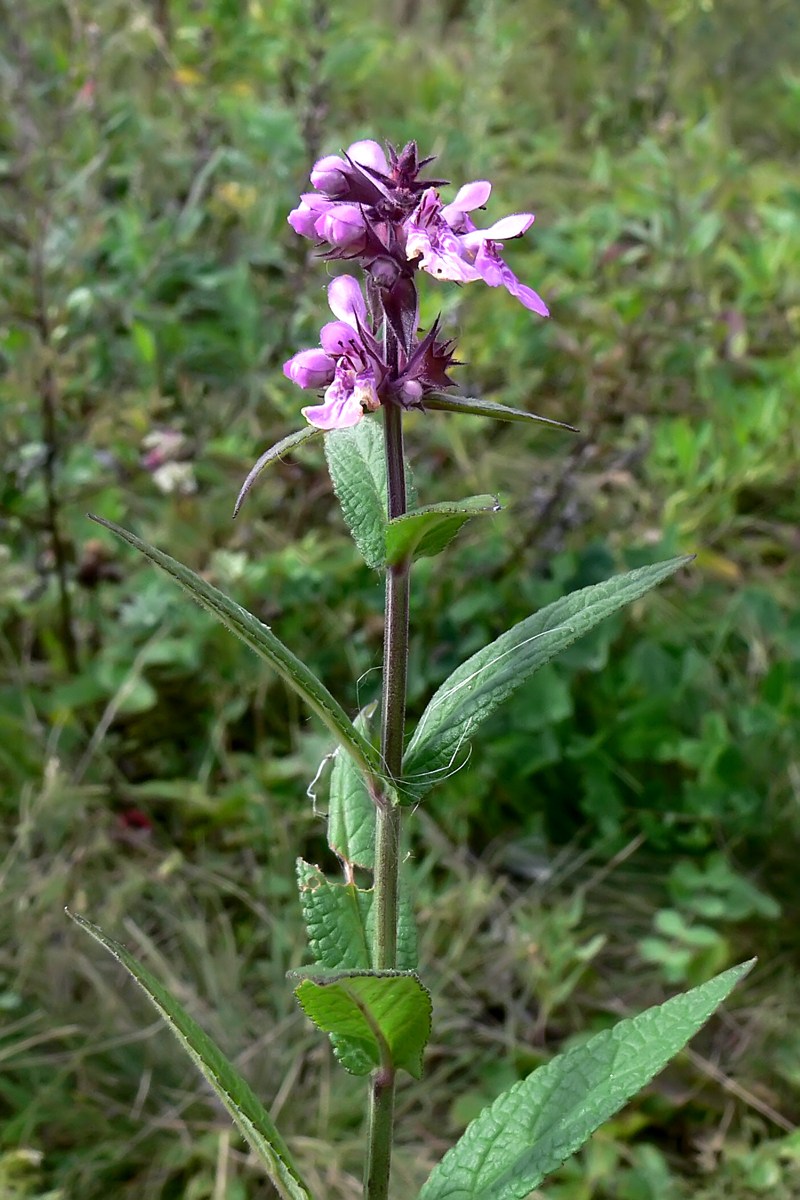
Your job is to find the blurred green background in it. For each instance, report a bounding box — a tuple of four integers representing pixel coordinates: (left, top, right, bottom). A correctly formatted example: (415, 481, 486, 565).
(2, 0, 800, 1196)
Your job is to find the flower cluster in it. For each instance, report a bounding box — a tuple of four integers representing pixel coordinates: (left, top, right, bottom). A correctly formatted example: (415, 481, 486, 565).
(285, 139, 548, 430)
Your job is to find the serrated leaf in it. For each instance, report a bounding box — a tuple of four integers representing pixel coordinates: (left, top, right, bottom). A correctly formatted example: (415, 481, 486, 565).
(90, 517, 382, 785)
(69, 912, 314, 1200)
(386, 496, 500, 566)
(425, 393, 578, 432)
(325, 419, 388, 569)
(420, 960, 754, 1200)
(289, 969, 431, 1079)
(234, 426, 322, 516)
(327, 705, 377, 870)
(402, 557, 690, 798)
(297, 861, 418, 975)
(296, 860, 372, 970)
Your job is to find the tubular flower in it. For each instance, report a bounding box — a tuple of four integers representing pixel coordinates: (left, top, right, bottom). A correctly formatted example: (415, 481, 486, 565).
(405, 183, 549, 316)
(283, 276, 383, 431)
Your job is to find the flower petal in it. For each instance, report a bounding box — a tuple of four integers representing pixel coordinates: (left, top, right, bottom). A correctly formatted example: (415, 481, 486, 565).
(347, 139, 389, 176)
(301, 372, 365, 428)
(288, 194, 333, 238)
(473, 243, 549, 316)
(328, 275, 368, 327)
(283, 348, 336, 388)
(302, 394, 365, 429)
(442, 180, 492, 223)
(310, 154, 349, 196)
(320, 320, 362, 356)
(314, 203, 367, 250)
(479, 212, 534, 241)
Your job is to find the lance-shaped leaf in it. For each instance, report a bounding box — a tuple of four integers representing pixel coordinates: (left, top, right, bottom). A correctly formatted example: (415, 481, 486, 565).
(425, 393, 578, 432)
(69, 912, 315, 1200)
(402, 557, 690, 797)
(234, 426, 323, 517)
(289, 968, 431, 1079)
(386, 496, 501, 566)
(420, 960, 754, 1200)
(90, 517, 382, 783)
(328, 705, 377, 870)
(325, 419, 388, 569)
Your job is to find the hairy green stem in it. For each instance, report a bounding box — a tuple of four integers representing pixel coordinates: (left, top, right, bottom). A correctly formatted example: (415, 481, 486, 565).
(365, 401, 409, 1200)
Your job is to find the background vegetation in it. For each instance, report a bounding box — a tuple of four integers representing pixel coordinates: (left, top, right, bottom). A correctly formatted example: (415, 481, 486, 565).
(1, 0, 800, 1196)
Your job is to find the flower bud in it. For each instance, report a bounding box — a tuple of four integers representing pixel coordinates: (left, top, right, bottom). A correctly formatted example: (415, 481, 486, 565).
(288, 194, 333, 239)
(310, 154, 349, 197)
(369, 256, 401, 289)
(314, 204, 367, 251)
(398, 379, 423, 406)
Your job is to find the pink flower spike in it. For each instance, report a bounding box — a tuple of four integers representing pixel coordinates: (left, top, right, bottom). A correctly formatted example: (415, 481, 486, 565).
(442, 180, 492, 224)
(283, 348, 336, 389)
(328, 275, 368, 328)
(347, 139, 389, 176)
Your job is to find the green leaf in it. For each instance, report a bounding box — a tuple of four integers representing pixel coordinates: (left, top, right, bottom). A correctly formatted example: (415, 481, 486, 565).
(69, 912, 314, 1200)
(402, 557, 690, 798)
(325, 419, 388, 569)
(420, 960, 754, 1200)
(296, 861, 418, 974)
(131, 320, 157, 366)
(289, 968, 432, 1079)
(425, 393, 578, 432)
(386, 496, 501, 566)
(327, 704, 377, 870)
(234, 426, 322, 517)
(296, 860, 372, 970)
(90, 517, 382, 784)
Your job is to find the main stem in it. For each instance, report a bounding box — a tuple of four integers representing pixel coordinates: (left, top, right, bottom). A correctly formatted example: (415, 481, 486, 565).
(365, 400, 409, 1200)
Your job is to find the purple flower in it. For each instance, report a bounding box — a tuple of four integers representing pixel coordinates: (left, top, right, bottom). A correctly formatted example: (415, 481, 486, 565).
(310, 140, 390, 196)
(314, 203, 370, 253)
(283, 276, 382, 431)
(287, 193, 335, 239)
(405, 183, 549, 316)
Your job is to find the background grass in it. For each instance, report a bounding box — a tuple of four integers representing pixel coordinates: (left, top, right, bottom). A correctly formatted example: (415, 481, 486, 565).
(1, 0, 800, 1196)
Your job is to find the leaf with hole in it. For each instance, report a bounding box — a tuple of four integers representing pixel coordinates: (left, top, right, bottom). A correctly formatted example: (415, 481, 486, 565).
(402, 557, 690, 798)
(69, 912, 314, 1200)
(420, 960, 754, 1200)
